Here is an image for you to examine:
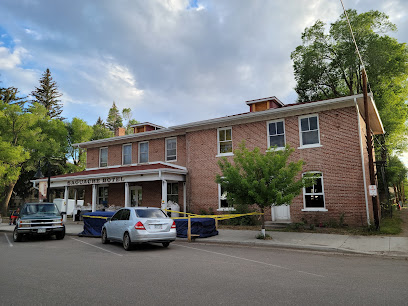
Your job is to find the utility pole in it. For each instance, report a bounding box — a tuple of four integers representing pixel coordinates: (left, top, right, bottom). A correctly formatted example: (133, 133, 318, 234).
(362, 69, 380, 229)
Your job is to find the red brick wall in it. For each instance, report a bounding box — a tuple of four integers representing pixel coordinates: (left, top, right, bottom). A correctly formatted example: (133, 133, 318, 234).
(87, 148, 99, 168)
(108, 144, 122, 166)
(185, 106, 369, 226)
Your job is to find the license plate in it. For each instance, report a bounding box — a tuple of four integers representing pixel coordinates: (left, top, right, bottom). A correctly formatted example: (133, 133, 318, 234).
(153, 224, 162, 229)
(38, 228, 46, 233)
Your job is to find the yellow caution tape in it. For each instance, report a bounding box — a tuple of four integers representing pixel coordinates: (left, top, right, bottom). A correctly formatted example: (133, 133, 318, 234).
(163, 209, 263, 220)
(82, 215, 111, 219)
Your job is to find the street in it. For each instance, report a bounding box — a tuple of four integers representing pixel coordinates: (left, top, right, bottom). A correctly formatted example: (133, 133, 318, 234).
(1, 233, 407, 305)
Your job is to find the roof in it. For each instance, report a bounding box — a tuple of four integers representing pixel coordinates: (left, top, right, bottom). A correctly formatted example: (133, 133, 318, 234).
(34, 162, 187, 181)
(73, 94, 384, 148)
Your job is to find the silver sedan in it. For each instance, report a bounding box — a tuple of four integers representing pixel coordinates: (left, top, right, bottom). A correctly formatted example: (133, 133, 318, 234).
(101, 207, 176, 250)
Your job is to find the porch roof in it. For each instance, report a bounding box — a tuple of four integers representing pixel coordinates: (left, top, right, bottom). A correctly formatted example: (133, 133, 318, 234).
(32, 162, 188, 187)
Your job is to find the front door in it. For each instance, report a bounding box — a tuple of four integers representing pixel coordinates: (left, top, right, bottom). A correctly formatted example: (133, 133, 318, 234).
(129, 186, 142, 207)
(271, 204, 290, 221)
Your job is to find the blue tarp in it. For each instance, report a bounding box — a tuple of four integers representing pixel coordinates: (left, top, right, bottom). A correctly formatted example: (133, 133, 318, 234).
(78, 211, 115, 237)
(174, 218, 218, 238)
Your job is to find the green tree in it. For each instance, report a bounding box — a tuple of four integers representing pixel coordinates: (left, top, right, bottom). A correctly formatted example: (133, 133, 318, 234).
(66, 118, 93, 169)
(0, 86, 26, 106)
(291, 10, 408, 152)
(215, 143, 313, 236)
(92, 117, 113, 140)
(106, 101, 123, 131)
(387, 155, 408, 205)
(31, 68, 64, 119)
(0, 101, 40, 215)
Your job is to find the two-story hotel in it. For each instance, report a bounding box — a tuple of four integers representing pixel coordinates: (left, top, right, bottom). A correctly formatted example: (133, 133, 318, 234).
(33, 94, 384, 226)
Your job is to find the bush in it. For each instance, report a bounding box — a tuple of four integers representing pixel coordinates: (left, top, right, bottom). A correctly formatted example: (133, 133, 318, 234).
(222, 204, 260, 226)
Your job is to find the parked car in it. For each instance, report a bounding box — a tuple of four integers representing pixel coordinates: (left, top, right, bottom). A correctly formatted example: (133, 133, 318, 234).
(13, 202, 65, 242)
(101, 207, 177, 250)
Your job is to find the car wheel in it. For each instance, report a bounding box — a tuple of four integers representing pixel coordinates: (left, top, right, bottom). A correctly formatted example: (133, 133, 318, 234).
(101, 228, 110, 244)
(123, 232, 132, 251)
(162, 242, 170, 248)
(13, 227, 22, 242)
(55, 229, 65, 240)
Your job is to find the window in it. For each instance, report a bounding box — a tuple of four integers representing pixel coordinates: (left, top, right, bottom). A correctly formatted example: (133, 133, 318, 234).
(111, 210, 122, 221)
(166, 138, 177, 161)
(100, 147, 108, 167)
(303, 172, 326, 210)
(122, 144, 132, 165)
(167, 183, 179, 203)
(218, 127, 232, 155)
(138, 142, 149, 163)
(299, 115, 320, 147)
(218, 184, 234, 210)
(268, 120, 285, 148)
(98, 186, 108, 205)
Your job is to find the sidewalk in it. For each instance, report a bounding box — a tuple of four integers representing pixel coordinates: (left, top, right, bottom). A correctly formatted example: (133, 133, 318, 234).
(1, 220, 407, 258)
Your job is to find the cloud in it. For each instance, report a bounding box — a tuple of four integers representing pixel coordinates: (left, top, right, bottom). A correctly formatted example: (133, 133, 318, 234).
(0, 0, 406, 127)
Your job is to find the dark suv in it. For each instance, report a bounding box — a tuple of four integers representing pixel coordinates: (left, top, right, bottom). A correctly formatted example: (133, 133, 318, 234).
(13, 202, 65, 242)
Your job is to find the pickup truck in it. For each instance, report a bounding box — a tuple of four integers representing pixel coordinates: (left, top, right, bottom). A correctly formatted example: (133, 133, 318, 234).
(13, 202, 65, 242)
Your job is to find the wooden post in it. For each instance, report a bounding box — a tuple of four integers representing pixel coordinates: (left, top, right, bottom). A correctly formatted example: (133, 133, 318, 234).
(187, 216, 191, 242)
(215, 218, 218, 230)
(363, 69, 380, 229)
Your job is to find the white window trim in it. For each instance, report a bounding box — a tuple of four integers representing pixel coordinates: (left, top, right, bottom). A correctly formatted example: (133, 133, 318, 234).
(217, 127, 233, 156)
(138, 141, 149, 164)
(98, 185, 109, 204)
(165, 137, 177, 162)
(298, 114, 321, 149)
(302, 171, 327, 211)
(217, 183, 235, 212)
(122, 143, 132, 165)
(267, 119, 286, 150)
(99, 147, 108, 168)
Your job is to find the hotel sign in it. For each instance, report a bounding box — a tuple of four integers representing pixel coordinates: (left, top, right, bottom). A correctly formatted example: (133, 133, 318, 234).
(67, 176, 125, 186)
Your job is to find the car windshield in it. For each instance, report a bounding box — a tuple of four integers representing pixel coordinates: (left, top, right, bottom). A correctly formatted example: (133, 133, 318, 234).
(21, 203, 60, 217)
(135, 209, 167, 219)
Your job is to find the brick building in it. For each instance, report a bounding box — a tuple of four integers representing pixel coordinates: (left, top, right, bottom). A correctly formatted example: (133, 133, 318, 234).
(33, 94, 384, 226)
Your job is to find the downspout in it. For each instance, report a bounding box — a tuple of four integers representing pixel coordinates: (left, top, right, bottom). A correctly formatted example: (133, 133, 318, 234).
(355, 98, 371, 225)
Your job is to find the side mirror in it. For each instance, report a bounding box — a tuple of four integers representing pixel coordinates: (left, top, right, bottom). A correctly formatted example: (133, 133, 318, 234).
(106, 217, 111, 222)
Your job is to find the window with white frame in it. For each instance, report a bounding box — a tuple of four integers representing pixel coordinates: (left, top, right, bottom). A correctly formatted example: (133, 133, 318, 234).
(138, 142, 149, 163)
(167, 182, 179, 203)
(218, 127, 232, 155)
(299, 115, 320, 146)
(122, 144, 132, 165)
(218, 184, 234, 210)
(268, 120, 285, 148)
(166, 138, 177, 161)
(100, 147, 108, 167)
(303, 172, 325, 209)
(98, 186, 109, 205)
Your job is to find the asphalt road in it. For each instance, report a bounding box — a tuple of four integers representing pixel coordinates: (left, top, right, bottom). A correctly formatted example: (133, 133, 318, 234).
(1, 233, 407, 305)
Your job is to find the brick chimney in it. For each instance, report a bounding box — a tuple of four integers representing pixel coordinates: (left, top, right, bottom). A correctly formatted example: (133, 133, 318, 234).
(115, 127, 126, 137)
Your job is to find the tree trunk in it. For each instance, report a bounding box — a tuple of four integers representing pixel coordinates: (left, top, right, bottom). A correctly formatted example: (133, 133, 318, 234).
(394, 185, 399, 204)
(1, 181, 16, 217)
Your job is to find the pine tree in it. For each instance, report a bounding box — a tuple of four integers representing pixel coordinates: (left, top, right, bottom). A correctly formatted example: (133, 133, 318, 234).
(31, 68, 64, 119)
(106, 101, 123, 131)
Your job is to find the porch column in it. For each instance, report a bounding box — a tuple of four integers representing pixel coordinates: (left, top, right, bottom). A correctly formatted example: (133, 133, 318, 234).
(92, 184, 97, 212)
(183, 182, 186, 214)
(124, 183, 129, 207)
(161, 180, 167, 209)
(63, 186, 69, 222)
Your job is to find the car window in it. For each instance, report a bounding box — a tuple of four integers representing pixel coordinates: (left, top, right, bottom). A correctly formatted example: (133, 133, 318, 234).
(135, 209, 167, 218)
(111, 210, 123, 221)
(21, 203, 60, 216)
(121, 209, 130, 221)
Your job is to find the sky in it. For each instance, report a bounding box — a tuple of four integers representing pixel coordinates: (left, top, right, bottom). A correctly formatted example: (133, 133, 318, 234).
(0, 1, 407, 129)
